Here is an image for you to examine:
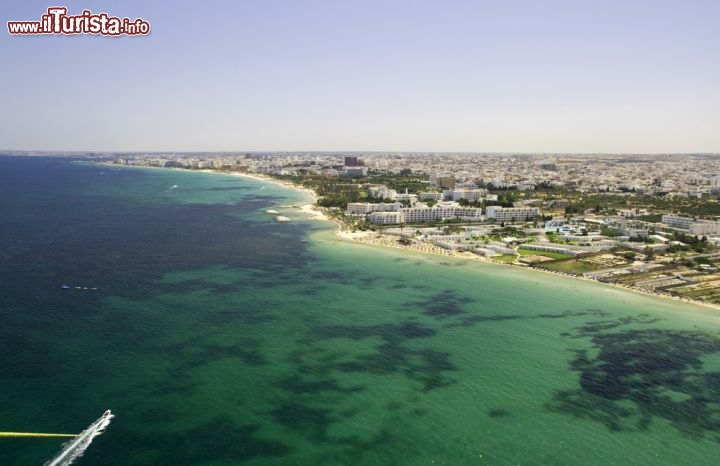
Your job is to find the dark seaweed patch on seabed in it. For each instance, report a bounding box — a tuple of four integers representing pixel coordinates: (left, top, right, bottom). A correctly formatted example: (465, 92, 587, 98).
(549, 315, 720, 438)
(444, 308, 608, 329)
(310, 271, 354, 285)
(270, 366, 396, 452)
(411, 289, 609, 326)
(357, 276, 377, 289)
(407, 289, 474, 319)
(147, 336, 268, 397)
(267, 308, 620, 455)
(313, 321, 456, 391)
(487, 408, 511, 418)
(272, 401, 335, 441)
(270, 397, 396, 456)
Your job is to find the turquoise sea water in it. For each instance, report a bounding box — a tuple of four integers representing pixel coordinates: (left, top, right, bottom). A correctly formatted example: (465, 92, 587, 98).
(2, 156, 720, 465)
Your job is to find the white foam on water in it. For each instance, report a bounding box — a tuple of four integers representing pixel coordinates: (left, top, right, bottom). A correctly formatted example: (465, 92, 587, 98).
(44, 412, 113, 466)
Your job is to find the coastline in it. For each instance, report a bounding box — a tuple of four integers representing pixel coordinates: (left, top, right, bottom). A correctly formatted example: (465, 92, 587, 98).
(199, 170, 330, 221)
(102, 164, 325, 220)
(336, 229, 720, 312)
(202, 170, 319, 205)
(113, 164, 720, 312)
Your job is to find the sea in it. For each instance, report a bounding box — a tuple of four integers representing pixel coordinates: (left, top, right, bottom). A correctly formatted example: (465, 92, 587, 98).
(2, 155, 720, 465)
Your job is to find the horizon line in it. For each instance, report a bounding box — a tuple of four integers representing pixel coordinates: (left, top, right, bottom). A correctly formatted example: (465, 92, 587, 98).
(2, 150, 720, 157)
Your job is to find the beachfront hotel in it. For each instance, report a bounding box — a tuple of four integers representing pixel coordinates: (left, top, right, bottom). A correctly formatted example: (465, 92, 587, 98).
(346, 202, 401, 216)
(360, 203, 484, 224)
(400, 204, 483, 223)
(351, 202, 541, 225)
(485, 206, 541, 222)
(368, 211, 402, 224)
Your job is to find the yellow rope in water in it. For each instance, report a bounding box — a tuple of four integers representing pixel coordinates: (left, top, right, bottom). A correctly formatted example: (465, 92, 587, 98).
(0, 432, 78, 438)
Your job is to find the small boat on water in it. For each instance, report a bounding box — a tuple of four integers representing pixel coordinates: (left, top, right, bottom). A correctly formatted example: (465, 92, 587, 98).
(93, 410, 114, 437)
(266, 209, 280, 214)
(275, 216, 290, 222)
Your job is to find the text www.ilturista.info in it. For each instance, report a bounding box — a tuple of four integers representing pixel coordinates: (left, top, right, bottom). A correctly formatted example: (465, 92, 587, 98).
(8, 7, 150, 36)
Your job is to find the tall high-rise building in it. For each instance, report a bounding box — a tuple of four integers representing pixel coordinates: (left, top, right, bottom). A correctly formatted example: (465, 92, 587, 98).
(345, 156, 363, 166)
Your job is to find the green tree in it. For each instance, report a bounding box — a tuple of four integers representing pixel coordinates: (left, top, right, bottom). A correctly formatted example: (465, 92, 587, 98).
(644, 246, 655, 261)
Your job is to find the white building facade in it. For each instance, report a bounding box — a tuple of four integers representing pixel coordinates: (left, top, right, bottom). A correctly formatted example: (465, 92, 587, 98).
(661, 214, 720, 235)
(365, 204, 483, 224)
(485, 206, 540, 222)
(442, 189, 488, 202)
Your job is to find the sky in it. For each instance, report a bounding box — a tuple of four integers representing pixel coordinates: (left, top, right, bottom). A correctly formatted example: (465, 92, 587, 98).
(1, 0, 718, 153)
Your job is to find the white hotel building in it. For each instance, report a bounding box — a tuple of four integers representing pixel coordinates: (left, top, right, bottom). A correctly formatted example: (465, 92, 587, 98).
(352, 203, 539, 225)
(346, 202, 401, 216)
(485, 206, 540, 222)
(400, 205, 482, 222)
(368, 212, 403, 224)
(442, 189, 488, 202)
(358, 202, 483, 224)
(661, 214, 720, 235)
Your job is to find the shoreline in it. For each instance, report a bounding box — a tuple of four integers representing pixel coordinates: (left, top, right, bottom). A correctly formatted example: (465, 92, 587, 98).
(112, 164, 720, 312)
(103, 164, 327, 221)
(192, 170, 332, 222)
(202, 170, 318, 205)
(336, 230, 720, 311)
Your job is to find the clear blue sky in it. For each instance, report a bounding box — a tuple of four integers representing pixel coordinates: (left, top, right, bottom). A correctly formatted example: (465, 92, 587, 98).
(2, 0, 718, 153)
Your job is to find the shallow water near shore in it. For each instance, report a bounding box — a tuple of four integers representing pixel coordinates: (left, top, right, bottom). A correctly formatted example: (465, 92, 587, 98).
(2, 156, 720, 465)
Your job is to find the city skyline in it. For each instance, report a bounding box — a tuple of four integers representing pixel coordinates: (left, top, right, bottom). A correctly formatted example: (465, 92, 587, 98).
(2, 0, 719, 153)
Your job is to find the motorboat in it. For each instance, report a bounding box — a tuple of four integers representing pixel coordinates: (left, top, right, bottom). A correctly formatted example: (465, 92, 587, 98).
(93, 410, 114, 437)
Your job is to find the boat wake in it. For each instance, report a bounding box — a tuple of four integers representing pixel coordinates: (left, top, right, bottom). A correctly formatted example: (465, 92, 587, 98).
(44, 410, 113, 466)
(160, 184, 179, 193)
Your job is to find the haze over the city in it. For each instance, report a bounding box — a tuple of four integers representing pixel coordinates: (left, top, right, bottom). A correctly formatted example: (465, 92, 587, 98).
(2, 0, 718, 153)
